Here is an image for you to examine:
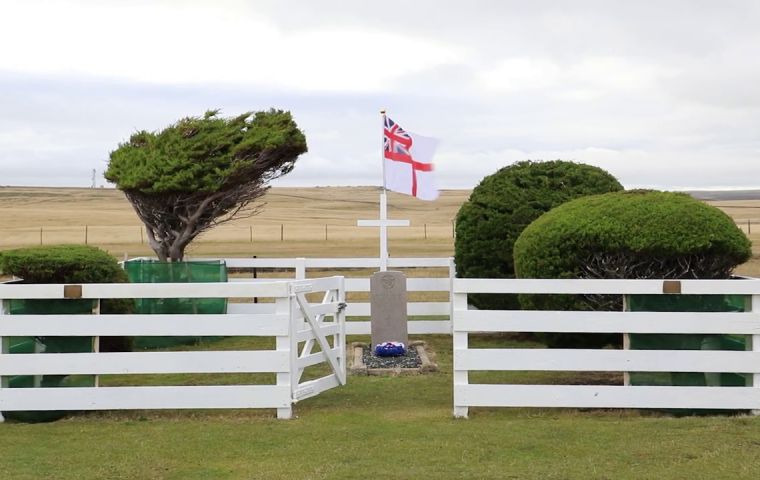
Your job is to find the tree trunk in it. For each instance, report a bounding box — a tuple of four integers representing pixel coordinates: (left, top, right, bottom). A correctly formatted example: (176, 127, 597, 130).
(124, 184, 269, 263)
(168, 243, 185, 263)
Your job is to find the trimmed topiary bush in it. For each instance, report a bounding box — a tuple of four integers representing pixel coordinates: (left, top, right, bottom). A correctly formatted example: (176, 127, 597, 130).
(0, 244, 127, 284)
(0, 245, 133, 422)
(513, 190, 752, 347)
(0, 244, 132, 351)
(454, 160, 623, 310)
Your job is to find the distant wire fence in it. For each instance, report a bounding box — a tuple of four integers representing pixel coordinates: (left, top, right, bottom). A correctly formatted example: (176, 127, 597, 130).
(0, 222, 459, 247)
(1, 219, 754, 247)
(737, 220, 757, 234)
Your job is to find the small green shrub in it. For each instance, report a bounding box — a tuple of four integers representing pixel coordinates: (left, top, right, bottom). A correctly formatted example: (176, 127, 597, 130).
(454, 160, 623, 310)
(0, 244, 126, 283)
(513, 190, 752, 347)
(0, 244, 132, 351)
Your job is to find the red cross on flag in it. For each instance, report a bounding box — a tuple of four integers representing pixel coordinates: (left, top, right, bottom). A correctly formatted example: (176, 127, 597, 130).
(383, 116, 439, 201)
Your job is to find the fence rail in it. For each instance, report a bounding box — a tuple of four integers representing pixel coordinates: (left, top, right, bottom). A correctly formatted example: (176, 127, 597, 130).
(0, 276, 346, 419)
(452, 278, 760, 418)
(151, 256, 456, 335)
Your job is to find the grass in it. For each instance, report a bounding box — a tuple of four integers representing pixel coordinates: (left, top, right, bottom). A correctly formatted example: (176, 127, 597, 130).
(5, 402, 760, 479)
(2, 335, 760, 479)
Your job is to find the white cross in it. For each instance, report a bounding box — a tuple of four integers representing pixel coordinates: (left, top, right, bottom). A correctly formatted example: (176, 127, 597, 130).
(357, 192, 409, 271)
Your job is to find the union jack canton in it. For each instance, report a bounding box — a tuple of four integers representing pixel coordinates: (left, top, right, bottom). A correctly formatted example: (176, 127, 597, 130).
(383, 116, 413, 162)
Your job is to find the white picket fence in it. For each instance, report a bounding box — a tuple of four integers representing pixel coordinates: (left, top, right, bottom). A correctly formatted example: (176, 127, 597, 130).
(0, 276, 346, 420)
(184, 257, 455, 335)
(453, 278, 760, 418)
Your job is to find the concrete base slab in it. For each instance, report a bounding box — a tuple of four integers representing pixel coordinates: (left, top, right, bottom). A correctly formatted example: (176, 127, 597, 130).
(348, 340, 438, 376)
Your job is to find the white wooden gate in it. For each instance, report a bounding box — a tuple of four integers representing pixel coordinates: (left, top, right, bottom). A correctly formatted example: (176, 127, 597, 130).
(287, 277, 347, 404)
(0, 276, 345, 420)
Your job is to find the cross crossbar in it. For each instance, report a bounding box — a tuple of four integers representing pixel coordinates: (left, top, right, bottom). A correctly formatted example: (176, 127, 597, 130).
(357, 192, 409, 271)
(357, 219, 410, 227)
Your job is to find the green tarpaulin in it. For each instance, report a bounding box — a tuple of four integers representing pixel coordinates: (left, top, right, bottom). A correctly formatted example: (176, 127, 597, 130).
(124, 260, 227, 348)
(628, 294, 749, 390)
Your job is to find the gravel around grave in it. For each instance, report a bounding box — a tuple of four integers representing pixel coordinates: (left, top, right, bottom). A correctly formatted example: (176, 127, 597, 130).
(362, 347, 422, 369)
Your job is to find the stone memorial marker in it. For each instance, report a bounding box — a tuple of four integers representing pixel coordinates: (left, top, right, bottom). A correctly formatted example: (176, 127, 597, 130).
(370, 270, 408, 347)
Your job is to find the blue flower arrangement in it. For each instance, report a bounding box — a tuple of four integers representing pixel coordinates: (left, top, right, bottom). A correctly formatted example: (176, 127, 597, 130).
(374, 341, 406, 357)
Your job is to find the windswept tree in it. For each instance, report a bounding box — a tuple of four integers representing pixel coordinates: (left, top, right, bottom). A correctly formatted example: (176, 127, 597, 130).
(105, 109, 307, 261)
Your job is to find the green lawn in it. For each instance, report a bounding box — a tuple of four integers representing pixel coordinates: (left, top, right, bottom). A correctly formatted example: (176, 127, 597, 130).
(2, 335, 760, 479)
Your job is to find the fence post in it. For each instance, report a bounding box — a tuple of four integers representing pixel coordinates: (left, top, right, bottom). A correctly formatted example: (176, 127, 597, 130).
(452, 289, 469, 419)
(0, 298, 7, 423)
(337, 277, 347, 379)
(325, 224, 328, 241)
(252, 255, 258, 304)
(623, 295, 630, 386)
(748, 220, 751, 234)
(40, 226, 43, 245)
(281, 224, 284, 241)
(140, 227, 144, 245)
(275, 294, 293, 420)
(85, 225, 88, 245)
(753, 295, 760, 415)
(448, 257, 455, 334)
(250, 225, 253, 243)
(295, 258, 306, 280)
(424, 223, 427, 239)
(92, 299, 100, 388)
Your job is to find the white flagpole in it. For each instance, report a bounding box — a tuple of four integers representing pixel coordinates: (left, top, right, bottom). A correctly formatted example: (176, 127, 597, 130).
(380, 109, 388, 271)
(356, 109, 410, 270)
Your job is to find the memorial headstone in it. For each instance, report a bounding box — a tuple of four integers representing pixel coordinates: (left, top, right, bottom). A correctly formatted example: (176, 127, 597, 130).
(370, 270, 408, 348)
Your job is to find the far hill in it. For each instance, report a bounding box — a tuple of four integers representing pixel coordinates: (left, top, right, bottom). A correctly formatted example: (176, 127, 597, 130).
(685, 190, 760, 201)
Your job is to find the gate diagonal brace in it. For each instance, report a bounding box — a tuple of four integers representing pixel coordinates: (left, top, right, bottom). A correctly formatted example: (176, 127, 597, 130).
(295, 288, 332, 384)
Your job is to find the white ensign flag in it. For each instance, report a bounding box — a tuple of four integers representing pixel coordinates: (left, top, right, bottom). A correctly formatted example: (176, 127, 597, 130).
(383, 116, 439, 201)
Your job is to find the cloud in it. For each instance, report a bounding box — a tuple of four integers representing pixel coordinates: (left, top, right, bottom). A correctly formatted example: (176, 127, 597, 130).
(0, 0, 462, 92)
(431, 145, 760, 191)
(480, 56, 669, 102)
(479, 58, 562, 92)
(1, 0, 760, 191)
(662, 47, 760, 109)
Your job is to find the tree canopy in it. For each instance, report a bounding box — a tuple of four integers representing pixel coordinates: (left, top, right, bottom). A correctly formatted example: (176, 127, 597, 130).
(105, 109, 307, 261)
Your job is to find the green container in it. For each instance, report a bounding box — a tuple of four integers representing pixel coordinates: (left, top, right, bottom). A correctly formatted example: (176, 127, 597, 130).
(628, 294, 750, 406)
(124, 260, 227, 349)
(3, 299, 95, 423)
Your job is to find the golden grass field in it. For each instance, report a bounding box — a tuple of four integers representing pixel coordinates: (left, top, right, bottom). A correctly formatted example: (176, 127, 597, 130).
(1, 185, 759, 275)
(0, 186, 466, 259)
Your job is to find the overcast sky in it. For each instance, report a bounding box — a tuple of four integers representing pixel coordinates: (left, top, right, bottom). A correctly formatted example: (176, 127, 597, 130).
(1, 0, 759, 190)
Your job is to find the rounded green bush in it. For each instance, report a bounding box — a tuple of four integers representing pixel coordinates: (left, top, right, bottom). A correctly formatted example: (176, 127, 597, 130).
(0, 244, 127, 284)
(513, 190, 752, 347)
(454, 160, 623, 310)
(0, 244, 132, 351)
